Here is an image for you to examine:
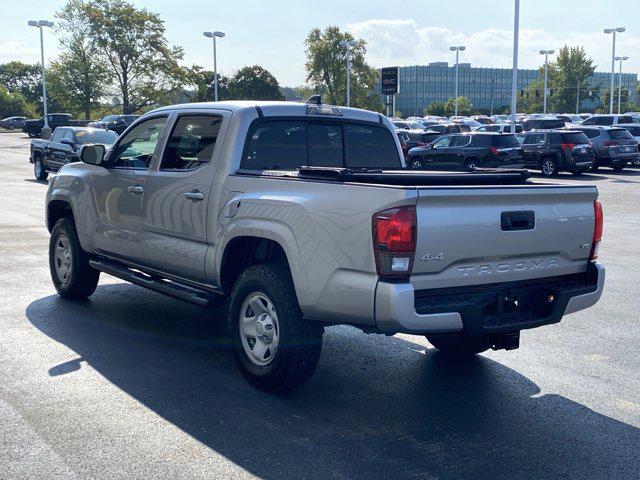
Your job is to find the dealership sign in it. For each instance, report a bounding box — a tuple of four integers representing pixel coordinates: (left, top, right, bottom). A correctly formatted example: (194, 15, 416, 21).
(381, 67, 399, 95)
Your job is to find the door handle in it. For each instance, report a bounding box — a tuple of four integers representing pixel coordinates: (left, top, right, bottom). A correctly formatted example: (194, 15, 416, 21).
(127, 185, 144, 195)
(184, 190, 205, 201)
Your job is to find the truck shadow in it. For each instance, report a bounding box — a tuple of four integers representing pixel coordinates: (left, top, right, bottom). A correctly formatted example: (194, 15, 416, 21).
(26, 284, 639, 480)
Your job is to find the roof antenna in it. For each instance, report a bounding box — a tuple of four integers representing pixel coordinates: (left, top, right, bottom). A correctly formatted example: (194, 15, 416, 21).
(306, 95, 322, 105)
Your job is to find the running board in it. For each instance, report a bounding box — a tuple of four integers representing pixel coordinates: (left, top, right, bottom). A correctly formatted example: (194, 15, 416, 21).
(89, 259, 223, 307)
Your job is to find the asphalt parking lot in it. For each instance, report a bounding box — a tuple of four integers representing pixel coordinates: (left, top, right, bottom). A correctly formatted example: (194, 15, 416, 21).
(0, 131, 638, 479)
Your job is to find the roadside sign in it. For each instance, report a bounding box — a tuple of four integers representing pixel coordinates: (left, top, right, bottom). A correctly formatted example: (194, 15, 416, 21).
(381, 67, 399, 95)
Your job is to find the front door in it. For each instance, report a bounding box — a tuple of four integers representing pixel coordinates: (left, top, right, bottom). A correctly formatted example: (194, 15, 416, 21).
(89, 116, 168, 264)
(142, 113, 225, 282)
(428, 135, 454, 170)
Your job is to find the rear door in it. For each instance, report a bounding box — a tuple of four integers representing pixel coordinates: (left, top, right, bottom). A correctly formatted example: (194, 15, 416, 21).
(411, 185, 598, 291)
(142, 111, 228, 282)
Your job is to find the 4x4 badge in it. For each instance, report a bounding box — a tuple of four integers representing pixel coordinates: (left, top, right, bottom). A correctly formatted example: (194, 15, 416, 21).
(420, 252, 444, 261)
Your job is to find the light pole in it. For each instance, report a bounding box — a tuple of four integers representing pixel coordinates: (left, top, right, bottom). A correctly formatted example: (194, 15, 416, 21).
(449, 45, 465, 116)
(339, 39, 357, 107)
(539, 49, 555, 114)
(615, 55, 629, 114)
(203, 31, 225, 101)
(604, 27, 625, 114)
(28, 20, 54, 130)
(510, 0, 520, 133)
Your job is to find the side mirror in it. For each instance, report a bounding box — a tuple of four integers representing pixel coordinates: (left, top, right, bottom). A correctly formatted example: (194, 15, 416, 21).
(61, 138, 74, 146)
(80, 144, 105, 166)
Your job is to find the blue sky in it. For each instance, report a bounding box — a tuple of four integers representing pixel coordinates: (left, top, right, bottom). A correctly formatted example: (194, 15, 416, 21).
(2, 0, 639, 86)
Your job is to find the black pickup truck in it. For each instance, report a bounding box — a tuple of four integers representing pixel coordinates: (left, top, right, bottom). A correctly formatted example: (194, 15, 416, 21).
(30, 126, 118, 181)
(23, 113, 91, 138)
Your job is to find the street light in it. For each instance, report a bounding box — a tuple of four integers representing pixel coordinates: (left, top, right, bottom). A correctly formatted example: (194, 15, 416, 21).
(339, 39, 357, 107)
(615, 55, 629, 114)
(203, 31, 225, 101)
(604, 27, 625, 114)
(539, 49, 555, 114)
(28, 20, 54, 130)
(449, 45, 466, 116)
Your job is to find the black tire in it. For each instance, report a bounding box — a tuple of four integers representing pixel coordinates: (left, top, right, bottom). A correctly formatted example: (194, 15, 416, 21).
(591, 164, 599, 172)
(34, 157, 48, 181)
(229, 263, 324, 392)
(49, 217, 100, 300)
(464, 158, 479, 171)
(408, 156, 424, 169)
(8, 124, 14, 130)
(540, 157, 558, 177)
(426, 335, 491, 356)
(27, 132, 38, 138)
(612, 164, 625, 172)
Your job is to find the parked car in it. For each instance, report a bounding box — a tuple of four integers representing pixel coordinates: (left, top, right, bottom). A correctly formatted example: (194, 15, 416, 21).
(0, 116, 26, 130)
(427, 123, 471, 135)
(393, 126, 440, 158)
(43, 99, 604, 391)
(521, 117, 566, 131)
(580, 114, 638, 127)
(617, 124, 640, 165)
(521, 130, 594, 176)
(22, 113, 91, 138)
(88, 114, 139, 134)
(556, 114, 584, 126)
(396, 130, 410, 158)
(406, 132, 525, 171)
(391, 120, 427, 131)
(476, 123, 524, 134)
(470, 115, 495, 125)
(570, 126, 639, 171)
(30, 126, 118, 181)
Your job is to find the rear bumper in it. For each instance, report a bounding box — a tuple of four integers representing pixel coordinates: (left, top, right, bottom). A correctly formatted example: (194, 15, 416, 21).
(374, 262, 604, 334)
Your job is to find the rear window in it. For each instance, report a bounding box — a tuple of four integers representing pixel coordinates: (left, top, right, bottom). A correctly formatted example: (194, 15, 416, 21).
(241, 120, 401, 170)
(608, 129, 634, 140)
(75, 129, 118, 145)
(527, 119, 565, 130)
(562, 132, 590, 144)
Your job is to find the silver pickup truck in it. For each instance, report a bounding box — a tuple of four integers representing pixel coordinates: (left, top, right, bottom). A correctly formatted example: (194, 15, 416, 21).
(45, 100, 605, 391)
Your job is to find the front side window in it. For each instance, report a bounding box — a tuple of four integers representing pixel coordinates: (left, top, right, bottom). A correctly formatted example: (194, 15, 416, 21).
(161, 115, 222, 171)
(110, 116, 167, 169)
(432, 136, 452, 148)
(594, 116, 614, 126)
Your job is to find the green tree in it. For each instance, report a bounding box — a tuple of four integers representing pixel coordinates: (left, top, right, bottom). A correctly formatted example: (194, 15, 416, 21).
(443, 96, 473, 116)
(0, 85, 37, 118)
(63, 0, 187, 113)
(424, 102, 445, 116)
(293, 84, 319, 102)
(228, 65, 285, 100)
(304, 26, 381, 111)
(184, 65, 229, 102)
(597, 86, 631, 114)
(550, 46, 596, 113)
(0, 61, 42, 107)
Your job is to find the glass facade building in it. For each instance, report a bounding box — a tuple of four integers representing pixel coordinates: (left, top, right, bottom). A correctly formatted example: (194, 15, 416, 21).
(382, 63, 638, 116)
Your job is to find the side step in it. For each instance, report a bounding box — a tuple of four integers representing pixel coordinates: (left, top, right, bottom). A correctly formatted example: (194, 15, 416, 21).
(89, 258, 223, 307)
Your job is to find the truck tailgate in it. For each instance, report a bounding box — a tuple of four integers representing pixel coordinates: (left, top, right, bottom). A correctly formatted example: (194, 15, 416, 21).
(412, 185, 598, 290)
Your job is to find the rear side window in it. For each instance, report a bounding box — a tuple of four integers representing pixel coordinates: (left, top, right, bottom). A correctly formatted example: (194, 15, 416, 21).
(592, 116, 614, 126)
(627, 126, 640, 136)
(161, 115, 222, 170)
(618, 116, 634, 124)
(562, 132, 590, 144)
(492, 134, 520, 147)
(241, 120, 401, 170)
(523, 133, 545, 144)
(450, 135, 470, 147)
(457, 124, 471, 133)
(608, 129, 634, 140)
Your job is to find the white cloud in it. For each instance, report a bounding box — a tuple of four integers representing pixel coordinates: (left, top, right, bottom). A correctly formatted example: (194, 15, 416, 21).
(346, 19, 640, 75)
(0, 41, 42, 63)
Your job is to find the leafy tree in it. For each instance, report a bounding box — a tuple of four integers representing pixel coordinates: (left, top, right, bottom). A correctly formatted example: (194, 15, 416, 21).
(228, 65, 284, 100)
(61, 0, 187, 113)
(184, 65, 229, 102)
(294, 84, 320, 102)
(304, 26, 381, 111)
(443, 96, 473, 116)
(0, 85, 37, 118)
(598, 86, 631, 114)
(549, 46, 595, 113)
(424, 102, 446, 116)
(0, 61, 42, 106)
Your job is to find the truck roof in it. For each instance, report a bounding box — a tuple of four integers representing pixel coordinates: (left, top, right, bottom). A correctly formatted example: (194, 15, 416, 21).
(149, 100, 383, 125)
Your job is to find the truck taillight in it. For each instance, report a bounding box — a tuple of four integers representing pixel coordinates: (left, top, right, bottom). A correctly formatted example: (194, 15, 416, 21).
(589, 200, 603, 261)
(372, 205, 416, 280)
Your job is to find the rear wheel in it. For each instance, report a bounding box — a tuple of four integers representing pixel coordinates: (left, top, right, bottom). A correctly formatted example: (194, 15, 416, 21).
(612, 164, 625, 172)
(49, 217, 100, 299)
(8, 124, 15, 130)
(540, 157, 558, 177)
(426, 335, 491, 356)
(408, 156, 424, 169)
(229, 263, 324, 392)
(34, 157, 48, 181)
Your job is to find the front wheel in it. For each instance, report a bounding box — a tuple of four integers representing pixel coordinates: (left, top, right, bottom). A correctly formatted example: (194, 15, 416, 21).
(229, 263, 324, 392)
(34, 158, 48, 181)
(49, 217, 100, 299)
(426, 335, 491, 356)
(464, 158, 479, 171)
(612, 164, 625, 172)
(8, 124, 15, 130)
